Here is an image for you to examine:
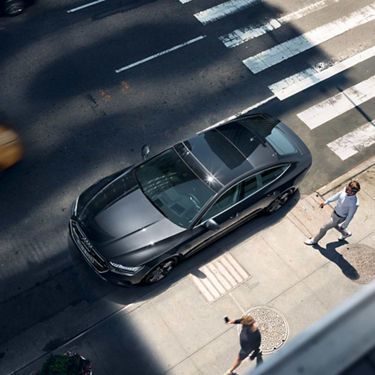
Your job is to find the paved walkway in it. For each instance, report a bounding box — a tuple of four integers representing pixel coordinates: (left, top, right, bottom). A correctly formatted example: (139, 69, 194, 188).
(3, 156, 375, 375)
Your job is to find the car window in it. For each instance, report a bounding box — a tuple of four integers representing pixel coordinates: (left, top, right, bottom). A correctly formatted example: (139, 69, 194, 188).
(238, 115, 298, 156)
(240, 176, 258, 200)
(265, 127, 299, 155)
(260, 166, 288, 187)
(200, 184, 240, 222)
(135, 149, 215, 228)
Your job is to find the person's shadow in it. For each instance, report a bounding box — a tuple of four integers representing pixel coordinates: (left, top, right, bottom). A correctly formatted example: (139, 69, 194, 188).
(312, 241, 359, 280)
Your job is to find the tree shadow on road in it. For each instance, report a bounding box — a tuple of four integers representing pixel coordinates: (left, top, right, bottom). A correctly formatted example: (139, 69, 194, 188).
(313, 241, 359, 280)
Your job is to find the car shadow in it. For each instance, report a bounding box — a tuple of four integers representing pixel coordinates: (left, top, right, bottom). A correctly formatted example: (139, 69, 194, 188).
(312, 241, 359, 280)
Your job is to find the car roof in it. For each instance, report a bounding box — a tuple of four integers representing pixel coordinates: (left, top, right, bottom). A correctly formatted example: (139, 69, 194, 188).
(183, 118, 277, 186)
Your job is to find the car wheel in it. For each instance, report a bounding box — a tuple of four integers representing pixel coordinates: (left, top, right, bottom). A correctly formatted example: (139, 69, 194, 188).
(265, 188, 295, 214)
(4, 0, 25, 16)
(143, 258, 177, 284)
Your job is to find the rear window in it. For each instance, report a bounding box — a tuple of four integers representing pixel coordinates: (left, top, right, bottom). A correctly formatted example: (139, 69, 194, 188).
(239, 115, 298, 156)
(265, 127, 298, 156)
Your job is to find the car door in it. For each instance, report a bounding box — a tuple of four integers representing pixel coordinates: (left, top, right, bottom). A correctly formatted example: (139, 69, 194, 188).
(178, 165, 289, 258)
(230, 164, 291, 222)
(180, 183, 242, 257)
(234, 174, 264, 221)
(258, 165, 290, 202)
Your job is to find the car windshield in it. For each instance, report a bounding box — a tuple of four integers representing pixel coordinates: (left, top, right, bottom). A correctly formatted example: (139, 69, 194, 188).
(135, 149, 215, 228)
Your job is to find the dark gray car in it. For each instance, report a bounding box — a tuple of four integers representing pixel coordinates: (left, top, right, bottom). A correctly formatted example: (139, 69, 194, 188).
(70, 113, 312, 285)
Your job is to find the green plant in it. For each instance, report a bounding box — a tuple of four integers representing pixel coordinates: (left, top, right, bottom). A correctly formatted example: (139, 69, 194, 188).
(38, 353, 90, 375)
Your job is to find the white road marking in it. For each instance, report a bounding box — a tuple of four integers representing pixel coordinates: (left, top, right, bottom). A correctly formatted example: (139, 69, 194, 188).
(202, 265, 227, 294)
(216, 261, 237, 287)
(327, 121, 375, 160)
(194, 0, 259, 25)
(191, 274, 216, 302)
(115, 35, 206, 73)
(243, 3, 375, 73)
(269, 45, 375, 100)
(227, 253, 249, 280)
(200, 273, 222, 299)
(297, 75, 375, 129)
(67, 0, 105, 13)
(179, 0, 192, 3)
(208, 263, 232, 290)
(220, 256, 243, 283)
(190, 253, 250, 302)
(219, 0, 330, 48)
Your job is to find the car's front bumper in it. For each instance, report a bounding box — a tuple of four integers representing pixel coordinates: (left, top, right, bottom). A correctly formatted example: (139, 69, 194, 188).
(69, 219, 147, 286)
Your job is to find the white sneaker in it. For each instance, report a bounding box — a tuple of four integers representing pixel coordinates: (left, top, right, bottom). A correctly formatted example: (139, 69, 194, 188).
(339, 232, 352, 240)
(304, 238, 317, 245)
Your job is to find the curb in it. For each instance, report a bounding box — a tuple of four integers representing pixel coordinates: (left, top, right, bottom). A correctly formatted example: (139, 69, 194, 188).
(316, 155, 375, 196)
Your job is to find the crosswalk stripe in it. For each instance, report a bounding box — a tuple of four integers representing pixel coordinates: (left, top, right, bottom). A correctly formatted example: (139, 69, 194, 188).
(220, 256, 244, 283)
(208, 263, 232, 291)
(243, 3, 375, 73)
(199, 273, 222, 299)
(179, 0, 192, 3)
(190, 253, 250, 302)
(226, 253, 249, 280)
(297, 75, 375, 129)
(201, 265, 227, 294)
(327, 122, 375, 160)
(194, 0, 259, 25)
(191, 274, 216, 302)
(269, 45, 375, 100)
(219, 0, 330, 48)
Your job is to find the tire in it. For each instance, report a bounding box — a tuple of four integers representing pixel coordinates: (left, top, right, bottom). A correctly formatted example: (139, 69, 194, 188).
(142, 258, 177, 285)
(4, 0, 25, 16)
(265, 188, 296, 214)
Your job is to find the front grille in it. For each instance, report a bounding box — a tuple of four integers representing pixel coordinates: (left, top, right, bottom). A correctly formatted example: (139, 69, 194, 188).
(70, 220, 109, 273)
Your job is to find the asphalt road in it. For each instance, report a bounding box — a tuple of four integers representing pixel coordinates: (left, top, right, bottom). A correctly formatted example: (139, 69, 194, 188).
(0, 0, 375, 355)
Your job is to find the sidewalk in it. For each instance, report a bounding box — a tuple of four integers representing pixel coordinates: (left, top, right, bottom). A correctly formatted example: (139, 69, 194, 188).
(4, 156, 375, 375)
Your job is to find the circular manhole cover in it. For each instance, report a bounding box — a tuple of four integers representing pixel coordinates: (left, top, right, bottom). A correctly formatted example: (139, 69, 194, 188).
(341, 244, 375, 284)
(238, 306, 289, 354)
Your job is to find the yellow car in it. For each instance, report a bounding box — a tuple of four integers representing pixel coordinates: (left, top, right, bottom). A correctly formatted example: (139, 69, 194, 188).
(0, 124, 23, 170)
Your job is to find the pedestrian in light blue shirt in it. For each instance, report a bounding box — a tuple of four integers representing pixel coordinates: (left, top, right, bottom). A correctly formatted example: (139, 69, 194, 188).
(304, 181, 360, 245)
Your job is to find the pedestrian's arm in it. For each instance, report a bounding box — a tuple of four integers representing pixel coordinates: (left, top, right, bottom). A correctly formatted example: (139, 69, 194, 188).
(225, 317, 240, 324)
(324, 191, 341, 205)
(341, 205, 358, 229)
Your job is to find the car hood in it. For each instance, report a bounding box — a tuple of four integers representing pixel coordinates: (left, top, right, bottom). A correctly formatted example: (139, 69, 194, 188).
(79, 171, 184, 259)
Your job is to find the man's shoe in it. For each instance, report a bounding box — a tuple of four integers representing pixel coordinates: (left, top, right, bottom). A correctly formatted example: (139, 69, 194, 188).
(224, 370, 233, 375)
(304, 238, 317, 245)
(339, 232, 352, 240)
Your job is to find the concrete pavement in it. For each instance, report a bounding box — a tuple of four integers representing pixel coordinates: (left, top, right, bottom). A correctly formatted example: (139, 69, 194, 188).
(2, 156, 375, 375)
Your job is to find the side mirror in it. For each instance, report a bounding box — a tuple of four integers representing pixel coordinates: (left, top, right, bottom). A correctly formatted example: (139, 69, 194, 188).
(205, 218, 220, 231)
(141, 145, 150, 160)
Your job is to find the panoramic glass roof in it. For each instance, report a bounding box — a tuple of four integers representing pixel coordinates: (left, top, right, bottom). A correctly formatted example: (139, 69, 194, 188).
(184, 117, 279, 185)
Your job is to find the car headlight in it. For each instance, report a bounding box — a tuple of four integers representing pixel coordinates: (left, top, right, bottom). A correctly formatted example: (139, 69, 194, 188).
(109, 261, 144, 275)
